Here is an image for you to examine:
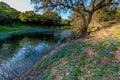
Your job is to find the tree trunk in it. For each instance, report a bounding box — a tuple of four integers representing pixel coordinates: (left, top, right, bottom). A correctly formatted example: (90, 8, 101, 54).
(80, 12, 93, 37)
(80, 25, 88, 37)
(87, 12, 93, 25)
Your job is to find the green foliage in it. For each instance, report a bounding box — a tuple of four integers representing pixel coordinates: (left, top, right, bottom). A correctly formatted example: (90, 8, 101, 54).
(43, 11, 62, 26)
(31, 0, 119, 36)
(93, 8, 117, 23)
(40, 69, 55, 80)
(61, 19, 70, 26)
(19, 11, 38, 23)
(47, 74, 55, 80)
(0, 24, 54, 42)
(0, 2, 65, 26)
(0, 2, 20, 24)
(88, 7, 119, 33)
(116, 7, 120, 21)
(70, 12, 84, 31)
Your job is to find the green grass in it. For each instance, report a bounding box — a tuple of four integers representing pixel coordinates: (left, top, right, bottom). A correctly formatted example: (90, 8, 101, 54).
(0, 23, 55, 41)
(0, 23, 72, 43)
(0, 23, 41, 34)
(36, 39, 120, 80)
(0, 23, 72, 34)
(50, 26, 73, 31)
(0, 24, 31, 41)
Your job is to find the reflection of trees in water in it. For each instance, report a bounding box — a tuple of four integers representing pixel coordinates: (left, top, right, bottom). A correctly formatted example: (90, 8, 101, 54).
(0, 31, 69, 80)
(0, 58, 38, 80)
(0, 37, 57, 80)
(0, 43, 19, 62)
(0, 60, 28, 80)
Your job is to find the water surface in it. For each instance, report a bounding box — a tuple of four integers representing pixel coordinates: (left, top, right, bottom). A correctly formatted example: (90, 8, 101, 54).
(0, 36, 58, 79)
(0, 31, 71, 79)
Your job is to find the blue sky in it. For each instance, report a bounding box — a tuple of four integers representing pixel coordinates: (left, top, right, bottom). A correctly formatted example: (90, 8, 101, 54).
(0, 0, 70, 19)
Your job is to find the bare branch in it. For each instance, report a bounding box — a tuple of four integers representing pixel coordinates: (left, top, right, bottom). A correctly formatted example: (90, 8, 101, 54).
(94, 0, 118, 11)
(92, 0, 96, 11)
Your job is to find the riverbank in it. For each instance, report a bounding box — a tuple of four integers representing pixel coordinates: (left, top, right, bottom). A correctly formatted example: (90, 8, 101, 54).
(0, 24, 72, 43)
(19, 24, 120, 80)
(0, 24, 53, 43)
(0, 24, 72, 34)
(0, 25, 73, 80)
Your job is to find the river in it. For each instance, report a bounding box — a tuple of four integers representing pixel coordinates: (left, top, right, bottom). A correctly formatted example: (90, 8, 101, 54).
(0, 31, 71, 80)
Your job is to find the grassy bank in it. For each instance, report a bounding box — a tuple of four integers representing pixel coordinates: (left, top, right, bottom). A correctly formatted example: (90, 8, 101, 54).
(20, 24, 120, 80)
(0, 24, 56, 42)
(0, 23, 46, 34)
(26, 39, 119, 80)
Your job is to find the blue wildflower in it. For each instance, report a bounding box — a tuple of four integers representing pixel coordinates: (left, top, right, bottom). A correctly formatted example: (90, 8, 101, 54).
(117, 41, 120, 44)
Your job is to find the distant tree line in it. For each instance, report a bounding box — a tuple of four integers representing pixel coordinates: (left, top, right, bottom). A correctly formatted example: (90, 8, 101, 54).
(0, 2, 70, 26)
(0, 2, 20, 24)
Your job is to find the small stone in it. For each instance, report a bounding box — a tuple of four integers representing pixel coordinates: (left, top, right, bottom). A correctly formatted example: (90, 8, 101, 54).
(87, 70, 91, 74)
(112, 51, 120, 61)
(85, 48, 95, 58)
(66, 72, 70, 76)
(100, 57, 108, 63)
(118, 71, 120, 75)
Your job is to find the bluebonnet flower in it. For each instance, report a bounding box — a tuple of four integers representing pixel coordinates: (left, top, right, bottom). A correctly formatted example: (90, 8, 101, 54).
(117, 41, 120, 44)
(102, 73, 106, 76)
(71, 77, 75, 80)
(94, 70, 96, 72)
(100, 67, 103, 70)
(107, 65, 111, 68)
(99, 68, 102, 72)
(76, 59, 81, 63)
(85, 76, 88, 80)
(104, 50, 112, 54)
(96, 78, 99, 80)
(89, 66, 92, 69)
(72, 64, 76, 67)
(110, 70, 113, 74)
(74, 50, 78, 53)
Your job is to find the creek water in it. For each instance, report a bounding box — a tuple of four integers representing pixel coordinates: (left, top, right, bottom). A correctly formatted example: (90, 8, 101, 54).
(0, 31, 71, 80)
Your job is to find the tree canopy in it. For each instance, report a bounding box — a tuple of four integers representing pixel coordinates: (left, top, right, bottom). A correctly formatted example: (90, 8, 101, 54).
(31, 0, 120, 36)
(31, 0, 119, 12)
(0, 2, 20, 24)
(0, 1, 65, 26)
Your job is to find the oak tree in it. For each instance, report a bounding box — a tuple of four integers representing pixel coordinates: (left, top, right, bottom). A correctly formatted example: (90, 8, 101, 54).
(31, 0, 120, 37)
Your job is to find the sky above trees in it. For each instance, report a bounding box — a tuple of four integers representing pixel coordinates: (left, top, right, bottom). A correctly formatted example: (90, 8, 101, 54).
(0, 0, 34, 12)
(0, 0, 70, 19)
